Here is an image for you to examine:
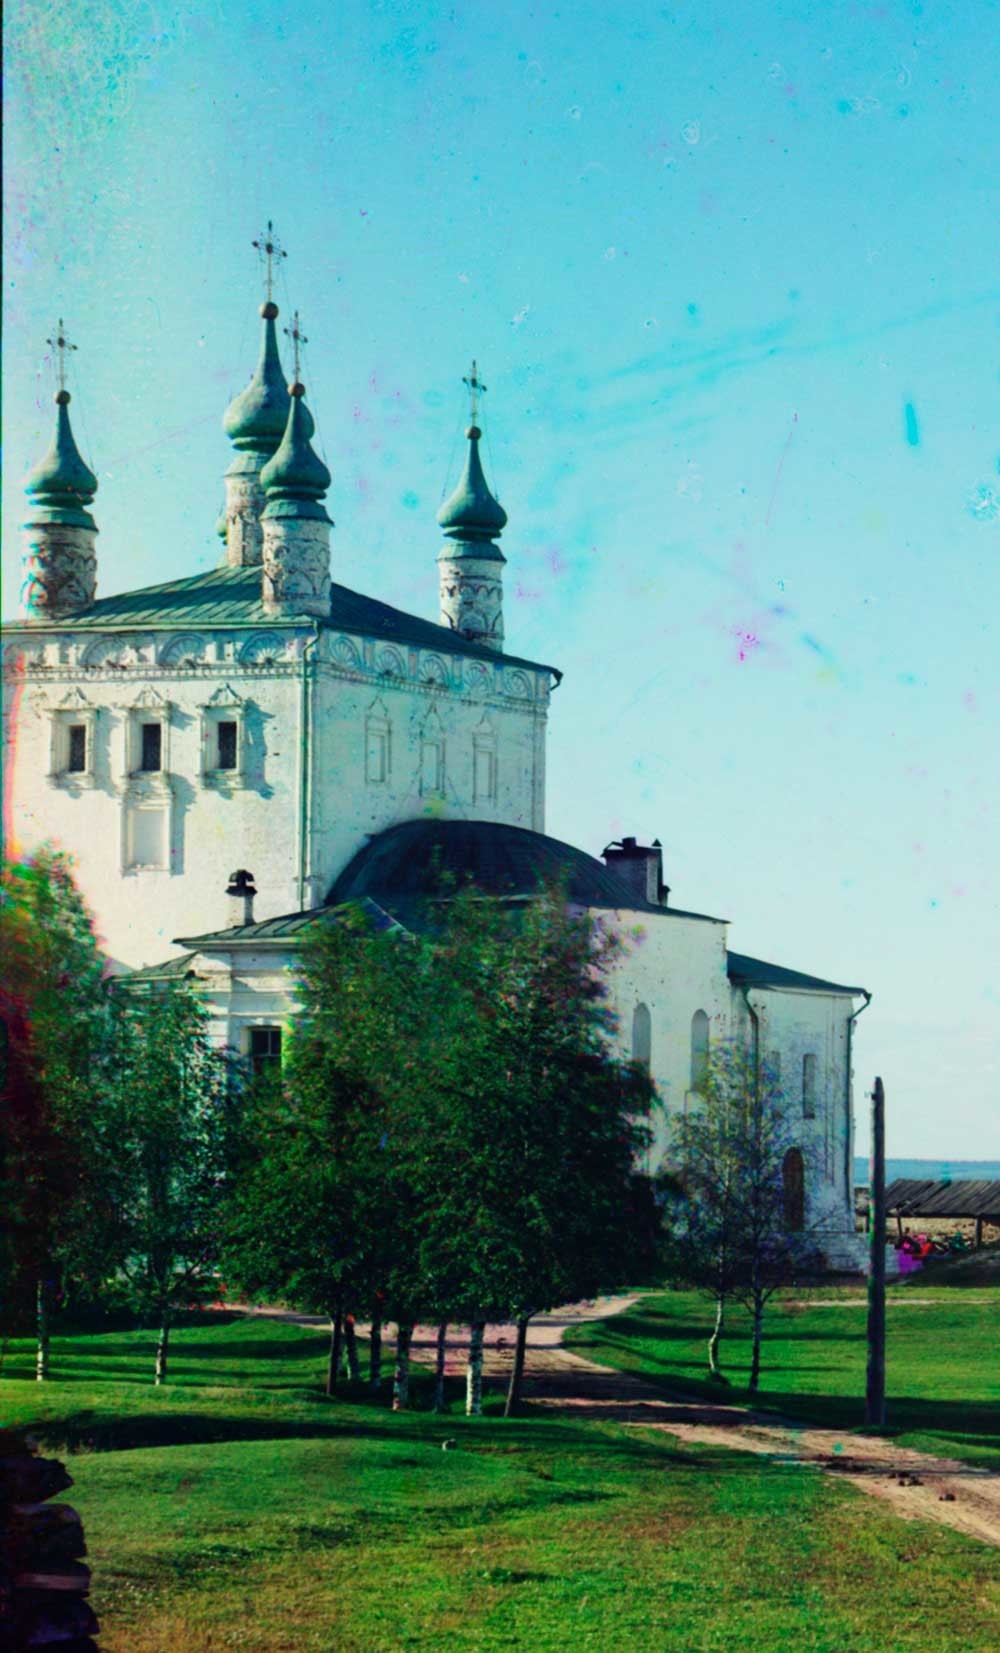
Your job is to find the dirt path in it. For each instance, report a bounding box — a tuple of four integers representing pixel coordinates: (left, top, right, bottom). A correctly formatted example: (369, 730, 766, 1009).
(418, 1301, 1000, 1548)
(228, 1298, 1000, 1546)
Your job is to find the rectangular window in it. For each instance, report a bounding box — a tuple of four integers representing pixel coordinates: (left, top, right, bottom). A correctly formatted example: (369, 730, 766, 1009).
(140, 722, 163, 772)
(67, 724, 87, 773)
(249, 1026, 282, 1076)
(216, 721, 238, 770)
(802, 1053, 817, 1119)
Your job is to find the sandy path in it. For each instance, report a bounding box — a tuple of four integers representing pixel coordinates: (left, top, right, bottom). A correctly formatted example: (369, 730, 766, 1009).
(228, 1297, 1000, 1546)
(405, 1301, 1000, 1549)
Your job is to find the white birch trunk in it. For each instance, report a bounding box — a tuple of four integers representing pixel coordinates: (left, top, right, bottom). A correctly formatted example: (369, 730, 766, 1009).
(466, 1320, 486, 1416)
(154, 1312, 171, 1386)
(36, 1278, 50, 1383)
(393, 1322, 413, 1411)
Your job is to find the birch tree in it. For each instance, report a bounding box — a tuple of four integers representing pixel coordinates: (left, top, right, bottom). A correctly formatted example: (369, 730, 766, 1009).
(663, 1042, 820, 1392)
(103, 983, 236, 1383)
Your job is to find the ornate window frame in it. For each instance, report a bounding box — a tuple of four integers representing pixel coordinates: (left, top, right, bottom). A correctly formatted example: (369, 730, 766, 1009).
(200, 684, 248, 789)
(123, 686, 172, 780)
(472, 713, 497, 805)
(365, 697, 392, 786)
(47, 688, 98, 789)
(419, 706, 446, 798)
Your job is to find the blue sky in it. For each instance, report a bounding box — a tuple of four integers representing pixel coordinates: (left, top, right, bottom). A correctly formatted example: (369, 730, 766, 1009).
(5, 0, 998, 1155)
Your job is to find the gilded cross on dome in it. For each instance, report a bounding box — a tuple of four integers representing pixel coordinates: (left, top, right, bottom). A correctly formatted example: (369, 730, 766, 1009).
(284, 312, 307, 381)
(46, 320, 77, 394)
(463, 360, 486, 424)
(252, 220, 288, 303)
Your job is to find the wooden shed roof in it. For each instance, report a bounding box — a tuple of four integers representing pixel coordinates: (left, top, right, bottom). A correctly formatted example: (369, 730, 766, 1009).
(883, 1178, 1000, 1219)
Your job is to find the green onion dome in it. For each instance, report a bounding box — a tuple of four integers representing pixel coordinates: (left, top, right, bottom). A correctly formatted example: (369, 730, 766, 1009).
(437, 425, 507, 546)
(223, 302, 312, 452)
(23, 391, 98, 530)
(260, 384, 332, 522)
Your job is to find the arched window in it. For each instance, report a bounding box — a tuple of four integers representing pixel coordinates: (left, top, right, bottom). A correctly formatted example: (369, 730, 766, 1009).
(690, 1010, 709, 1091)
(802, 1053, 817, 1119)
(631, 1002, 651, 1070)
(783, 1148, 805, 1231)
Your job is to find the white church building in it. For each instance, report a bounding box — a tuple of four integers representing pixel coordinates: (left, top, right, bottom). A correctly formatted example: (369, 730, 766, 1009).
(2, 285, 870, 1269)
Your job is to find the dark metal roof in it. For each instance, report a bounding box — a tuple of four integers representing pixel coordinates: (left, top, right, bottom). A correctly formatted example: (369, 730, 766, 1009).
(175, 897, 409, 949)
(171, 822, 725, 952)
(884, 1179, 1000, 1219)
(328, 819, 724, 920)
(6, 564, 559, 680)
(727, 950, 866, 997)
(124, 951, 201, 982)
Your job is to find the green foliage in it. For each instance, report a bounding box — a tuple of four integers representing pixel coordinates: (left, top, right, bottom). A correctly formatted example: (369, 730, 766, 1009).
(225, 887, 661, 1338)
(663, 1042, 819, 1292)
(101, 983, 237, 1323)
(0, 849, 111, 1324)
(660, 1040, 821, 1387)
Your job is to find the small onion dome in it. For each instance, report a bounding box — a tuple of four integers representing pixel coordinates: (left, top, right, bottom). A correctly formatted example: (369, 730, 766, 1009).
(260, 383, 332, 521)
(23, 391, 98, 530)
(222, 302, 307, 453)
(216, 507, 228, 539)
(437, 425, 507, 543)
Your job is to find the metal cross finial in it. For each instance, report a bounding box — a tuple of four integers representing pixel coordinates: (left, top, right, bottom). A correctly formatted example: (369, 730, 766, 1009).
(47, 320, 77, 393)
(463, 359, 486, 423)
(284, 311, 307, 381)
(252, 219, 288, 302)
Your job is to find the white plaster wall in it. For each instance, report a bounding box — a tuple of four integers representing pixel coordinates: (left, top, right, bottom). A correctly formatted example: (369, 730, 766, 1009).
(2, 623, 551, 971)
(305, 640, 548, 905)
(595, 906, 732, 1173)
(4, 656, 304, 970)
(731, 986, 859, 1241)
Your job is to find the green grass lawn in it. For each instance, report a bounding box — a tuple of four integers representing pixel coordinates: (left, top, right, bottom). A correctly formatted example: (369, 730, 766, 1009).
(2, 1311, 998, 1651)
(565, 1285, 1000, 1468)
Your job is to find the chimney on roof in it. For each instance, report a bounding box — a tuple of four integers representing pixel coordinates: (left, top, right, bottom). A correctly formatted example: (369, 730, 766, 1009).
(225, 868, 257, 926)
(601, 836, 669, 907)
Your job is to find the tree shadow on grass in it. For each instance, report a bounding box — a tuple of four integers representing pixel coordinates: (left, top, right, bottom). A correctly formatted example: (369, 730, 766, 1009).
(543, 1365, 1000, 1455)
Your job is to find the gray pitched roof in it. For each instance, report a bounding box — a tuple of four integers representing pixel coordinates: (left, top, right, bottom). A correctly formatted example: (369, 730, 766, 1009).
(884, 1179, 1000, 1219)
(8, 564, 560, 680)
(727, 950, 866, 997)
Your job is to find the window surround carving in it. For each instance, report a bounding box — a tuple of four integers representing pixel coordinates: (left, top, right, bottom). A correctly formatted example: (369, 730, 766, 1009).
(47, 688, 98, 788)
(200, 684, 249, 788)
(419, 706, 446, 797)
(472, 713, 498, 805)
(123, 686, 172, 783)
(365, 697, 392, 786)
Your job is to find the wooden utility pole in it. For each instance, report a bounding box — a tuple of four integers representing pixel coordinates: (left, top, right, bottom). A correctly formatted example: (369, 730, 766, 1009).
(865, 1076, 886, 1427)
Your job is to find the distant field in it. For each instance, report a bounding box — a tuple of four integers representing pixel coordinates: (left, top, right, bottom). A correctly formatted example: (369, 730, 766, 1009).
(2, 1310, 998, 1650)
(565, 1284, 1000, 1468)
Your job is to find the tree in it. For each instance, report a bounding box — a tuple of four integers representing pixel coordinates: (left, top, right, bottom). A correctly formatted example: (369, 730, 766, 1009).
(410, 888, 662, 1414)
(225, 885, 660, 1414)
(0, 851, 111, 1378)
(101, 982, 236, 1383)
(662, 1041, 820, 1393)
(223, 903, 429, 1402)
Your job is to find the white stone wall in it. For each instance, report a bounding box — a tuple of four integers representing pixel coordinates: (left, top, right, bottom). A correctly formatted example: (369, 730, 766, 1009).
(731, 986, 858, 1236)
(2, 623, 550, 970)
(587, 906, 732, 1172)
(304, 633, 549, 905)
